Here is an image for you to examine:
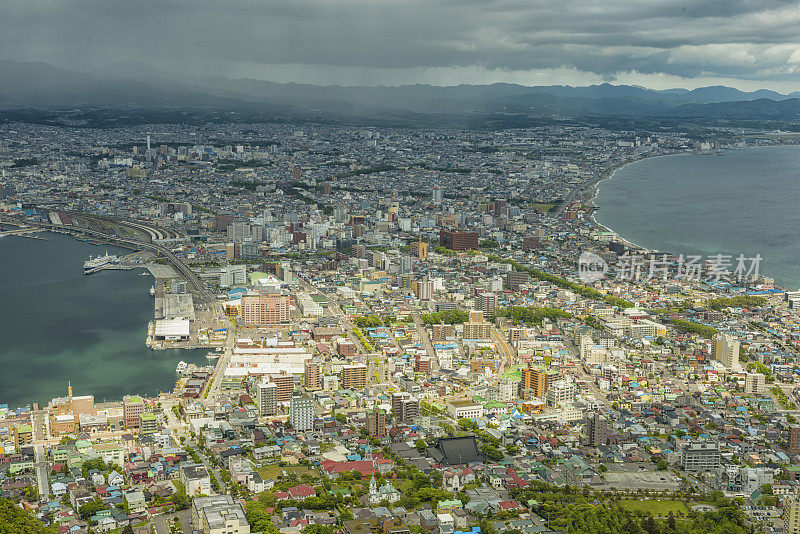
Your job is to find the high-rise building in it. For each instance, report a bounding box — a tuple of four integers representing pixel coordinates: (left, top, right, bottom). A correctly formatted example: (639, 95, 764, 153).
(240, 293, 291, 325)
(391, 392, 420, 422)
(790, 426, 800, 454)
(366, 408, 386, 437)
(504, 271, 530, 291)
(744, 372, 765, 396)
(289, 392, 314, 432)
(712, 334, 740, 370)
(123, 395, 145, 430)
(415, 280, 434, 300)
(785, 495, 800, 534)
(432, 184, 443, 204)
(410, 240, 428, 260)
(520, 365, 553, 398)
(399, 256, 413, 274)
(268, 373, 294, 403)
(463, 310, 492, 340)
(439, 229, 478, 251)
(475, 292, 497, 314)
(585, 413, 609, 446)
(304, 360, 322, 391)
(341, 364, 367, 390)
(255, 380, 277, 416)
(139, 412, 158, 435)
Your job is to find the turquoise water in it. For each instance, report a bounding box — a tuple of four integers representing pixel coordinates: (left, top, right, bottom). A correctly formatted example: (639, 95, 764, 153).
(0, 232, 208, 407)
(595, 145, 800, 290)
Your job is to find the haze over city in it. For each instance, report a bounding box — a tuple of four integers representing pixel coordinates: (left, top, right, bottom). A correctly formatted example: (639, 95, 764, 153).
(5, 2, 800, 534)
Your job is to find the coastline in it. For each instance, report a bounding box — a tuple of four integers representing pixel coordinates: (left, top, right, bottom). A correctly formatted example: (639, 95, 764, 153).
(580, 145, 800, 290)
(0, 231, 208, 407)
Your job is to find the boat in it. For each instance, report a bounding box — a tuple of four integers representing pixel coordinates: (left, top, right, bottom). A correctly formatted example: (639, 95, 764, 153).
(205, 352, 220, 360)
(149, 286, 156, 296)
(83, 251, 119, 274)
(176, 361, 188, 374)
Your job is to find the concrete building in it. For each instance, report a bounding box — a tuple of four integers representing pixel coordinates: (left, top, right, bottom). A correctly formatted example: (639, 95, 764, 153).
(786, 495, 800, 534)
(439, 229, 478, 251)
(341, 364, 367, 390)
(712, 334, 740, 370)
(289, 392, 314, 432)
(366, 407, 386, 437)
(220, 265, 247, 288)
(268, 373, 294, 403)
(679, 442, 721, 472)
(255, 380, 278, 416)
(545, 380, 576, 407)
(475, 292, 497, 314)
(304, 360, 323, 390)
(410, 240, 428, 260)
(446, 400, 484, 420)
(744, 372, 766, 396)
(240, 293, 290, 325)
(392, 392, 420, 422)
(585, 413, 609, 446)
(790, 426, 800, 454)
(180, 463, 211, 497)
(123, 395, 145, 430)
(192, 495, 250, 534)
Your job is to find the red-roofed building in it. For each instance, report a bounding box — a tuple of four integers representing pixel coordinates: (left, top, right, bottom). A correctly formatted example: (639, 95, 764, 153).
(498, 500, 522, 510)
(288, 484, 317, 499)
(320, 459, 378, 478)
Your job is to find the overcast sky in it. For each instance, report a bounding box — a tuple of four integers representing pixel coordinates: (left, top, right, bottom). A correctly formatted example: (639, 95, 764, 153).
(4, 0, 800, 91)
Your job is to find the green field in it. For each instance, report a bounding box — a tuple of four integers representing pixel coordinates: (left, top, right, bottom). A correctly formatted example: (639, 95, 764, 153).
(528, 202, 560, 212)
(617, 500, 688, 516)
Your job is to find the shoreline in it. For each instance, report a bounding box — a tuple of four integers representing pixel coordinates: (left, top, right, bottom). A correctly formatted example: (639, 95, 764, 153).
(580, 144, 800, 289)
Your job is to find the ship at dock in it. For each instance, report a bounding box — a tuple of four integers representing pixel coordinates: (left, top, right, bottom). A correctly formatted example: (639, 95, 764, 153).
(83, 252, 119, 274)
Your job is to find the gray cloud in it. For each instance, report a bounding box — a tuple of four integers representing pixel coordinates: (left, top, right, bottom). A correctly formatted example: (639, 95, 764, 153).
(2, 0, 800, 90)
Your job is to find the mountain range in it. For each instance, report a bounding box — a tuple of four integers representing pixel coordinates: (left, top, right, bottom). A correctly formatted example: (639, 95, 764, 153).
(2, 60, 800, 122)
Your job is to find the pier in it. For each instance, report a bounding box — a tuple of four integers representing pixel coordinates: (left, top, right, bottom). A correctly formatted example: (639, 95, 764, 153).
(0, 227, 47, 239)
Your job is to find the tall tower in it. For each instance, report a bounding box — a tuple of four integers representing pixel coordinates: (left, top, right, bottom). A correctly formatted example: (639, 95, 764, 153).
(146, 135, 151, 152)
(432, 175, 443, 204)
(68, 380, 73, 401)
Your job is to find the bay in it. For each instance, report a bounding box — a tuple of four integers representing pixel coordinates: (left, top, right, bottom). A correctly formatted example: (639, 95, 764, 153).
(0, 232, 208, 408)
(595, 145, 800, 290)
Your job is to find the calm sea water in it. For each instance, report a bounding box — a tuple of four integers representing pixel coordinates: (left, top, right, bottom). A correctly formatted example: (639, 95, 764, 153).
(0, 232, 208, 408)
(595, 145, 800, 290)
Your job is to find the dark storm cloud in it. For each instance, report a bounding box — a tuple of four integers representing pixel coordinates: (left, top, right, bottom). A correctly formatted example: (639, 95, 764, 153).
(3, 0, 800, 88)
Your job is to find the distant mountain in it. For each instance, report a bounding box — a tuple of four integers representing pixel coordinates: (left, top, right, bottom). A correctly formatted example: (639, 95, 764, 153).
(1, 60, 799, 122)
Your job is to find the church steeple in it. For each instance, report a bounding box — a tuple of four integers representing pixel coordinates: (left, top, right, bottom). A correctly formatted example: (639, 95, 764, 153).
(369, 475, 377, 496)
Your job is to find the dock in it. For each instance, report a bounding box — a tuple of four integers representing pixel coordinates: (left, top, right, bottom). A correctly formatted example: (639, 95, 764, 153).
(0, 227, 47, 239)
(83, 263, 137, 275)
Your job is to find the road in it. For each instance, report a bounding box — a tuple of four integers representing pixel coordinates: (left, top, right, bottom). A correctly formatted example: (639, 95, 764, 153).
(491, 326, 514, 371)
(411, 310, 439, 372)
(205, 326, 237, 401)
(34, 443, 50, 501)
